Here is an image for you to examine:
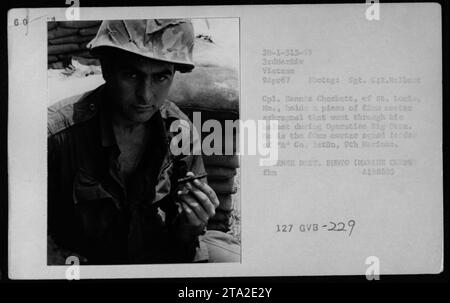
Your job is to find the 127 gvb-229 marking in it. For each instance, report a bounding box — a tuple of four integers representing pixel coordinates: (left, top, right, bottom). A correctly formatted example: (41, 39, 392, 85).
(276, 220, 356, 236)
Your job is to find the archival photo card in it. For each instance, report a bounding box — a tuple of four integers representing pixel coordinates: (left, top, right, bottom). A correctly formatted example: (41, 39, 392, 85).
(7, 3, 443, 279)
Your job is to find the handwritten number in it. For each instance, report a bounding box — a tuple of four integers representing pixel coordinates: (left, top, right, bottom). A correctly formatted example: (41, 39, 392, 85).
(328, 221, 336, 231)
(328, 221, 354, 236)
(336, 222, 346, 231)
(13, 18, 28, 26)
(348, 220, 356, 236)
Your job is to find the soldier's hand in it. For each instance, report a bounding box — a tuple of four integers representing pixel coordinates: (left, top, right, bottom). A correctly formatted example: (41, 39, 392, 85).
(177, 171, 219, 228)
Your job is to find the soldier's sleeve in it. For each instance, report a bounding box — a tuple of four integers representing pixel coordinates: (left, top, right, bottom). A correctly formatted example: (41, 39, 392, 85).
(47, 132, 66, 264)
(47, 118, 87, 264)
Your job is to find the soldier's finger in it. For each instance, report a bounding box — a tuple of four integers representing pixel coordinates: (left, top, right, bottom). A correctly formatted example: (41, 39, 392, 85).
(192, 179, 220, 208)
(180, 202, 204, 227)
(185, 182, 216, 217)
(179, 194, 209, 223)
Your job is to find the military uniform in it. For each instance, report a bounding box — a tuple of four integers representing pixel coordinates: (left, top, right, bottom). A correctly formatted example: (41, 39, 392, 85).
(48, 85, 241, 264)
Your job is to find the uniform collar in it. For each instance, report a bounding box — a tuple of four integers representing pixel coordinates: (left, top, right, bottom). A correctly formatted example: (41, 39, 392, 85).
(98, 97, 170, 150)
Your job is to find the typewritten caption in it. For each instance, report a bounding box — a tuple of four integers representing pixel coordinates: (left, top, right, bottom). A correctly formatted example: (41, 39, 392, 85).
(260, 47, 422, 177)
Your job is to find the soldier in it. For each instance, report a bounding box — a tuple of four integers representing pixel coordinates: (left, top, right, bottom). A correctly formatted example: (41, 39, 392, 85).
(47, 19, 240, 264)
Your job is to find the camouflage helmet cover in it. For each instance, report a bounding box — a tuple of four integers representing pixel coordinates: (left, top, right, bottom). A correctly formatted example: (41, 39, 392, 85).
(88, 19, 195, 72)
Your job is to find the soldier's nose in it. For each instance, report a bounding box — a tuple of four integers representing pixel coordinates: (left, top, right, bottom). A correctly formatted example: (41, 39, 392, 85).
(136, 82, 155, 104)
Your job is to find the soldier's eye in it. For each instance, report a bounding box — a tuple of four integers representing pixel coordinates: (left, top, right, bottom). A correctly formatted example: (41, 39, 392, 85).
(123, 71, 138, 79)
(154, 75, 169, 83)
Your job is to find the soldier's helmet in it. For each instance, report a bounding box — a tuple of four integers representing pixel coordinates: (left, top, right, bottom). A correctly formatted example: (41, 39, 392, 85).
(88, 19, 195, 73)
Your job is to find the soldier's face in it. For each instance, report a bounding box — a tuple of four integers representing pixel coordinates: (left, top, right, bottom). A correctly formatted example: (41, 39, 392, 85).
(104, 52, 175, 123)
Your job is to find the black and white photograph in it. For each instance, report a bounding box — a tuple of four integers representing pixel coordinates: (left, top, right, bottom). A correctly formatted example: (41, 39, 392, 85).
(46, 18, 241, 265)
